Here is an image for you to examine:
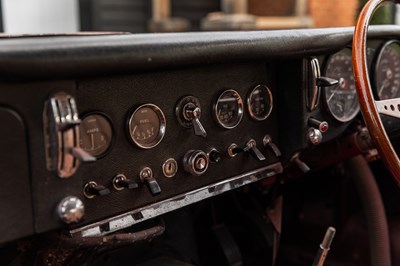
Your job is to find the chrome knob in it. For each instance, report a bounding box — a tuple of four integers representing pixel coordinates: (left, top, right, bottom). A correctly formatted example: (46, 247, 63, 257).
(308, 128, 323, 145)
(183, 150, 209, 176)
(57, 196, 85, 224)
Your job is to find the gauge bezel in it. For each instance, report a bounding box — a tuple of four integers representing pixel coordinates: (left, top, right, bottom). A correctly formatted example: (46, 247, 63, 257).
(127, 103, 166, 149)
(79, 111, 114, 159)
(247, 85, 273, 121)
(372, 40, 400, 100)
(213, 89, 244, 129)
(322, 48, 360, 123)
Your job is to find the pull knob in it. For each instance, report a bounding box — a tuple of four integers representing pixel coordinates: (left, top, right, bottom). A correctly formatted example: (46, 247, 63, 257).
(308, 118, 329, 133)
(185, 105, 207, 137)
(139, 167, 161, 195)
(113, 174, 139, 191)
(57, 196, 85, 224)
(232, 139, 266, 161)
(83, 181, 111, 199)
(308, 127, 323, 145)
(183, 150, 209, 176)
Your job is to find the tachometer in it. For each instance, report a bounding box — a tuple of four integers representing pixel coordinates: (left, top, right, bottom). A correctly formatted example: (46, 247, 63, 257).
(374, 41, 400, 100)
(127, 104, 166, 149)
(323, 48, 360, 122)
(213, 90, 244, 129)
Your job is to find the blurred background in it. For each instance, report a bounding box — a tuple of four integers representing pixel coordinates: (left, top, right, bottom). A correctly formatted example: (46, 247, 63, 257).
(0, 0, 398, 34)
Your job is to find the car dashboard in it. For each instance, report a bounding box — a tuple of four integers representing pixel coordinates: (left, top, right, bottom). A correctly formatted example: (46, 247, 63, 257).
(1, 25, 400, 264)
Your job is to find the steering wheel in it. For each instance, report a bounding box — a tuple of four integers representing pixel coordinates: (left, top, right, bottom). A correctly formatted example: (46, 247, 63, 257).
(353, 0, 400, 186)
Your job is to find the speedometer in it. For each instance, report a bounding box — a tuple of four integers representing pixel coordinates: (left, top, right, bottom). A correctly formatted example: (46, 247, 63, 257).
(374, 41, 400, 100)
(322, 48, 360, 122)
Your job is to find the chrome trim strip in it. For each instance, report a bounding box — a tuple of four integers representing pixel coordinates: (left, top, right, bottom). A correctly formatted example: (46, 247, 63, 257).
(70, 162, 283, 238)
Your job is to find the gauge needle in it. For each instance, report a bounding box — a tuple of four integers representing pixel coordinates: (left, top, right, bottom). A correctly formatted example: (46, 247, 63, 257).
(91, 133, 95, 150)
(132, 125, 137, 135)
(327, 88, 338, 102)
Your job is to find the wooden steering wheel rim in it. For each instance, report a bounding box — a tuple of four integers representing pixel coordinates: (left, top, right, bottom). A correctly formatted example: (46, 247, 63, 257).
(353, 0, 400, 185)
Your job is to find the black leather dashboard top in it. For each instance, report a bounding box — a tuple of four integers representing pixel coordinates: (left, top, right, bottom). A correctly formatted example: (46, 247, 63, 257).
(0, 26, 398, 79)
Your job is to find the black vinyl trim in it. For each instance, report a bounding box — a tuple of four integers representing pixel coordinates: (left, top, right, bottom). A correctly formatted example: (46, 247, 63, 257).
(0, 26, 398, 79)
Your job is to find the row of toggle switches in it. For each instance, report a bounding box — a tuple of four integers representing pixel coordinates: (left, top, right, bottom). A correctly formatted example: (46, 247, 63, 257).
(83, 167, 162, 199)
(81, 135, 280, 199)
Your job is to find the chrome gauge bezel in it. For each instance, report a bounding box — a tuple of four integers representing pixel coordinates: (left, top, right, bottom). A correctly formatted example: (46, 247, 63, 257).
(127, 103, 166, 149)
(213, 89, 244, 129)
(373, 40, 400, 100)
(247, 85, 273, 121)
(79, 112, 114, 158)
(322, 48, 360, 123)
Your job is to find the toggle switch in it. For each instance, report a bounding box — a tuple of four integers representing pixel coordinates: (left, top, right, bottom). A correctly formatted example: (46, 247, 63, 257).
(290, 153, 310, 173)
(262, 135, 282, 157)
(113, 174, 139, 191)
(208, 149, 222, 163)
(140, 167, 161, 195)
(83, 181, 111, 199)
(185, 106, 207, 137)
(316, 76, 339, 87)
(231, 139, 266, 161)
(176, 96, 207, 138)
(69, 147, 96, 163)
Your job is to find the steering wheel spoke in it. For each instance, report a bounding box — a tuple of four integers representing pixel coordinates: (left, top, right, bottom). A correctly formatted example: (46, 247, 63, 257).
(376, 98, 400, 118)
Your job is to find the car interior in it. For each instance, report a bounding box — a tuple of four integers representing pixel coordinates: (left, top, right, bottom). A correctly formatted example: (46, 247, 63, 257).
(1, 0, 400, 265)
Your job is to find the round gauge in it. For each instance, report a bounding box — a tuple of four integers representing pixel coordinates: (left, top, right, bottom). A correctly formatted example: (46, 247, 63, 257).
(79, 113, 113, 157)
(247, 85, 273, 121)
(213, 90, 244, 129)
(323, 49, 360, 122)
(374, 41, 400, 100)
(127, 104, 166, 149)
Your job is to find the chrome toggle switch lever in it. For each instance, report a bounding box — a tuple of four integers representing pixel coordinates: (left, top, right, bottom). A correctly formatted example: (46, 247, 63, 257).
(140, 167, 161, 195)
(290, 153, 310, 173)
(232, 139, 266, 161)
(69, 147, 96, 163)
(185, 106, 207, 137)
(263, 135, 282, 157)
(176, 95, 207, 138)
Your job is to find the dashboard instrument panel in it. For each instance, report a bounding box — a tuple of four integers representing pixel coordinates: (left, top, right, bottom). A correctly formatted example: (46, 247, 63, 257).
(1, 27, 400, 245)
